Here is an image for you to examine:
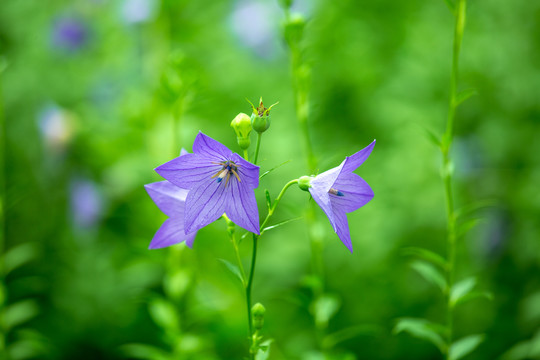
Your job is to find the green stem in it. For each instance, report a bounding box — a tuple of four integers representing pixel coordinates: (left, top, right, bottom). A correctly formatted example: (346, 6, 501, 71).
(245, 179, 298, 358)
(243, 149, 249, 162)
(253, 133, 262, 165)
(442, 0, 466, 357)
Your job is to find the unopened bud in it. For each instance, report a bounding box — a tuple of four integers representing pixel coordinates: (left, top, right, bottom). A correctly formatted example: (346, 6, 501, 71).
(251, 302, 266, 330)
(231, 113, 252, 150)
(248, 97, 278, 134)
(298, 176, 313, 191)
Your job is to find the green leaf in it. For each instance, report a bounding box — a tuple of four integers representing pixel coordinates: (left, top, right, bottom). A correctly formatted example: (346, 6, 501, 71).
(265, 189, 272, 210)
(255, 339, 274, 360)
(449, 334, 485, 360)
(422, 126, 442, 148)
(450, 277, 476, 307)
(8, 339, 45, 360)
(148, 297, 179, 331)
(259, 160, 291, 179)
(262, 217, 302, 233)
(4, 300, 39, 330)
(163, 269, 191, 301)
(410, 260, 447, 292)
(312, 294, 341, 329)
(4, 243, 39, 275)
(119, 343, 170, 360)
(454, 199, 496, 220)
(456, 218, 481, 239)
(218, 259, 244, 284)
(322, 324, 380, 349)
(402, 247, 447, 270)
(455, 291, 493, 307)
(393, 318, 447, 353)
(455, 88, 478, 107)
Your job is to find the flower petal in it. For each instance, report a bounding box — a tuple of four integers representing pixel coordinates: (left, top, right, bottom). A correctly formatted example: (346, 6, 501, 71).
(232, 153, 259, 189)
(145, 181, 188, 217)
(309, 187, 335, 230)
(184, 179, 227, 233)
(330, 173, 374, 213)
(225, 178, 260, 234)
(341, 140, 376, 174)
(185, 232, 196, 248)
(193, 132, 232, 160)
(149, 218, 193, 249)
(331, 206, 353, 253)
(155, 153, 220, 190)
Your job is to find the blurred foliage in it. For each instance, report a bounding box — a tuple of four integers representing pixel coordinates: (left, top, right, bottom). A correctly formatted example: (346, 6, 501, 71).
(1, 0, 539, 359)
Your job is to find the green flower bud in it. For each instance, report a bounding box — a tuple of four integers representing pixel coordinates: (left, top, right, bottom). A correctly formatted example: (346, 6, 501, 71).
(248, 97, 278, 134)
(283, 13, 306, 47)
(230, 112, 252, 150)
(251, 302, 266, 330)
(298, 175, 313, 191)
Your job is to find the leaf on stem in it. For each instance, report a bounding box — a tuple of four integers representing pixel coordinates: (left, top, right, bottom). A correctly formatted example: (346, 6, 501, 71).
(456, 218, 482, 239)
(455, 291, 493, 307)
(4, 299, 39, 331)
(322, 324, 380, 349)
(262, 217, 303, 233)
(265, 189, 272, 210)
(312, 294, 341, 329)
(454, 199, 496, 220)
(148, 297, 179, 331)
(119, 344, 170, 360)
(449, 334, 485, 360)
(393, 318, 447, 353)
(410, 260, 448, 292)
(402, 247, 447, 270)
(422, 126, 443, 148)
(218, 258, 245, 284)
(450, 277, 476, 307)
(255, 339, 274, 360)
(4, 243, 40, 275)
(259, 160, 292, 179)
(455, 88, 477, 107)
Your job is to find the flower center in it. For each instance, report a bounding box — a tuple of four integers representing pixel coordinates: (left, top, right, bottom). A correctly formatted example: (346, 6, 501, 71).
(211, 160, 241, 186)
(329, 188, 344, 196)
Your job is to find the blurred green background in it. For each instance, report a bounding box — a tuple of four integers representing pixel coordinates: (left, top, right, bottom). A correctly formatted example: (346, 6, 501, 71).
(1, 0, 539, 359)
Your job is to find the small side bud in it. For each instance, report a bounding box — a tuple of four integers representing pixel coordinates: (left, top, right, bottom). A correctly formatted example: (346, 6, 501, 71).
(231, 112, 252, 150)
(251, 302, 266, 330)
(298, 176, 313, 191)
(248, 97, 278, 134)
(283, 13, 306, 47)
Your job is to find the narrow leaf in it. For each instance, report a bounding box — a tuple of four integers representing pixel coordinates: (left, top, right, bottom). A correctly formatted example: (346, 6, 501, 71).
(119, 344, 170, 360)
(255, 339, 274, 360)
(322, 324, 380, 349)
(265, 189, 272, 210)
(455, 291, 493, 307)
(402, 247, 446, 270)
(422, 126, 442, 148)
(218, 259, 244, 284)
(456, 218, 481, 239)
(393, 318, 447, 353)
(4, 300, 39, 330)
(259, 160, 291, 179)
(450, 277, 476, 307)
(312, 294, 341, 328)
(148, 298, 179, 331)
(454, 199, 496, 220)
(449, 334, 485, 360)
(455, 88, 477, 107)
(4, 243, 39, 275)
(410, 260, 447, 292)
(262, 217, 302, 233)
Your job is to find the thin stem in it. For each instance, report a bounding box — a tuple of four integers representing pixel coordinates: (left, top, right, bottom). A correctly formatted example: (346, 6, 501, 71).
(442, 0, 466, 357)
(243, 149, 249, 162)
(253, 133, 262, 165)
(245, 179, 298, 358)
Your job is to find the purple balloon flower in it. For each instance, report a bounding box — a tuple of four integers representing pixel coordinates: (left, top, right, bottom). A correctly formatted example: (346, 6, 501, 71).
(155, 132, 260, 234)
(306, 140, 376, 252)
(144, 180, 197, 249)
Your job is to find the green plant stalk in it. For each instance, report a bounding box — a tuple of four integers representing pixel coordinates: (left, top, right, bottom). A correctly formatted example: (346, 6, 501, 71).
(0, 59, 6, 355)
(253, 133, 262, 165)
(245, 179, 298, 359)
(442, 0, 466, 356)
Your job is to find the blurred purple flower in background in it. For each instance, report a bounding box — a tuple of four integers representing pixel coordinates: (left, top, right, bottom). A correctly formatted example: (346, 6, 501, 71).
(70, 178, 104, 229)
(52, 16, 88, 51)
(307, 141, 376, 252)
(37, 104, 74, 153)
(229, 0, 279, 58)
(156, 132, 260, 234)
(121, 0, 158, 25)
(145, 181, 197, 249)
